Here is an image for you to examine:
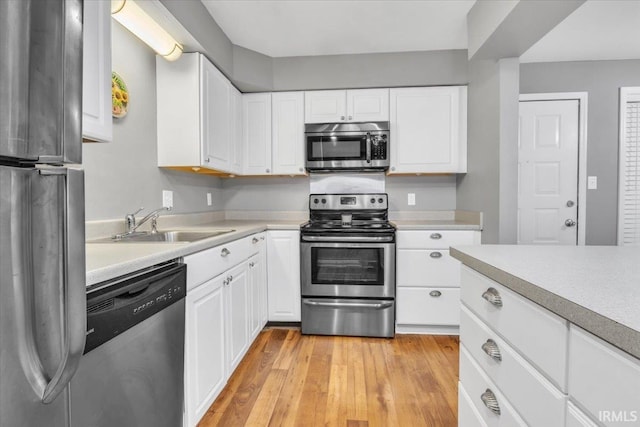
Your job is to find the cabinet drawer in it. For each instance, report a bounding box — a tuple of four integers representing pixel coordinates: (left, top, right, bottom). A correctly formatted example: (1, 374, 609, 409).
(185, 235, 254, 290)
(566, 401, 598, 427)
(460, 266, 568, 391)
(396, 230, 478, 249)
(397, 249, 460, 287)
(458, 381, 488, 427)
(460, 306, 566, 426)
(568, 326, 640, 424)
(459, 345, 527, 426)
(396, 287, 459, 326)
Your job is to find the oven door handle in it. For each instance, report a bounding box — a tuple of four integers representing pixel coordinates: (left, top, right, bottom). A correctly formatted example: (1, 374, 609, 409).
(365, 132, 372, 164)
(301, 235, 394, 243)
(303, 300, 393, 309)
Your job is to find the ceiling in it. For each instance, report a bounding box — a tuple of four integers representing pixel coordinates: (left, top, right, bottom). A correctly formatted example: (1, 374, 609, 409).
(200, 0, 640, 63)
(201, 0, 475, 58)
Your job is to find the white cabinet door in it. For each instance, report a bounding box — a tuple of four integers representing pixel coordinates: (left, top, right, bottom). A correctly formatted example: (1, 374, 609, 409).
(242, 93, 272, 175)
(272, 92, 305, 175)
(82, 0, 111, 143)
(304, 90, 346, 123)
(248, 253, 263, 340)
(230, 86, 243, 174)
(202, 59, 231, 171)
(347, 88, 389, 122)
(266, 230, 301, 321)
(389, 86, 467, 174)
(185, 275, 226, 427)
(224, 262, 250, 376)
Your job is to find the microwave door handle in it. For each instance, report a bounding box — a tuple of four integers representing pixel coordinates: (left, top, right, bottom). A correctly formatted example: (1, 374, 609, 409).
(366, 132, 372, 163)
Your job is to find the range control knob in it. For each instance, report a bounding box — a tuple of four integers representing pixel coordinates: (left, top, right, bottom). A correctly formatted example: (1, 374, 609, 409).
(313, 198, 319, 204)
(370, 198, 376, 204)
(378, 198, 384, 204)
(321, 198, 326, 204)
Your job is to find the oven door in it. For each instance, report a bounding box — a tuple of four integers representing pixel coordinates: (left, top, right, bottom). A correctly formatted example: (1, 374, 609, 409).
(300, 241, 395, 298)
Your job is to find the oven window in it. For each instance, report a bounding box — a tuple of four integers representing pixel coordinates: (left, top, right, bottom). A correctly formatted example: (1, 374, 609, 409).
(311, 247, 384, 285)
(307, 136, 365, 161)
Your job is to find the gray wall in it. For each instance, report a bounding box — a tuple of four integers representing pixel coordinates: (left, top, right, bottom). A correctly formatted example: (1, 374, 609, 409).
(520, 59, 640, 245)
(457, 59, 501, 243)
(83, 22, 224, 221)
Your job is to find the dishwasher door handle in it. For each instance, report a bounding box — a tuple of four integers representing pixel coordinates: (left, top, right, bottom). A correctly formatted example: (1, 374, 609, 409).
(303, 300, 393, 309)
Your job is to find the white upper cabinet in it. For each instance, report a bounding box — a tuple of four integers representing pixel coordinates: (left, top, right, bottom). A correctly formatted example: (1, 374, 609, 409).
(389, 86, 467, 174)
(305, 89, 389, 123)
(242, 93, 272, 175)
(82, 0, 111, 143)
(272, 92, 305, 175)
(157, 53, 239, 174)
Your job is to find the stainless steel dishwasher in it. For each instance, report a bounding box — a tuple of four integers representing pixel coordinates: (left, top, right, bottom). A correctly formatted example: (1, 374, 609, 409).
(70, 261, 187, 427)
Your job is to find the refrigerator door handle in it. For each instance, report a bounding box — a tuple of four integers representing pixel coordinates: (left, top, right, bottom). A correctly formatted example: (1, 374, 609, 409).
(37, 168, 86, 403)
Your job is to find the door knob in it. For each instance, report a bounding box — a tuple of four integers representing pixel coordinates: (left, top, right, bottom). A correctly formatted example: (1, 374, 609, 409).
(566, 200, 575, 207)
(565, 219, 576, 227)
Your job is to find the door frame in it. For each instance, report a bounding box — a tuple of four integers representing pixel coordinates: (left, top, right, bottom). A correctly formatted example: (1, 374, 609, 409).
(519, 92, 588, 246)
(618, 87, 640, 245)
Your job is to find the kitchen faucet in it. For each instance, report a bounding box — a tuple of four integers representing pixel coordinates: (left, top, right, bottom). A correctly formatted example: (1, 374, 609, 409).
(122, 206, 171, 237)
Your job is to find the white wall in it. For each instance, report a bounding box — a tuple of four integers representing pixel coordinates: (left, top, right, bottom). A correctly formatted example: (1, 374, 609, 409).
(83, 22, 224, 221)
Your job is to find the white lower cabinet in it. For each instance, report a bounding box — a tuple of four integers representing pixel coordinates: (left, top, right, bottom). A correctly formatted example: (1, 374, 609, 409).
(266, 230, 301, 322)
(224, 262, 250, 377)
(184, 275, 226, 427)
(396, 229, 479, 333)
(183, 232, 266, 427)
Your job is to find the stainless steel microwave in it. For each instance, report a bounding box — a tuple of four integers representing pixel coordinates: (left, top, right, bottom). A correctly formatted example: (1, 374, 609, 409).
(304, 122, 390, 172)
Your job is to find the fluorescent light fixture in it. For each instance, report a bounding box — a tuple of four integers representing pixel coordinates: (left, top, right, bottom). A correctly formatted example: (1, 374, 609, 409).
(111, 0, 183, 61)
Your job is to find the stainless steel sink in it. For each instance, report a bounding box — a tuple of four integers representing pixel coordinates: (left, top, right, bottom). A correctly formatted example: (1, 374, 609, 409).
(89, 229, 235, 243)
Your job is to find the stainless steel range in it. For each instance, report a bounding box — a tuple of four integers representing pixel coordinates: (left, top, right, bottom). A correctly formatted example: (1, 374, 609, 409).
(300, 193, 396, 338)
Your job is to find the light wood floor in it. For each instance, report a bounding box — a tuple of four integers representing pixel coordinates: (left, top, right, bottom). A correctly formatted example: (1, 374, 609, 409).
(198, 328, 459, 427)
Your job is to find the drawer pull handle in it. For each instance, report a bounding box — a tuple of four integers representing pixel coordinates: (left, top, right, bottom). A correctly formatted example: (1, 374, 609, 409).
(480, 389, 501, 416)
(482, 287, 503, 308)
(221, 248, 231, 257)
(429, 290, 441, 297)
(430, 233, 442, 240)
(430, 251, 442, 259)
(252, 237, 259, 244)
(481, 339, 502, 362)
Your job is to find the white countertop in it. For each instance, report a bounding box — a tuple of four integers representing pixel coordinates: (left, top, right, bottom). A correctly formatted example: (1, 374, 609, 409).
(86, 220, 303, 287)
(450, 245, 640, 359)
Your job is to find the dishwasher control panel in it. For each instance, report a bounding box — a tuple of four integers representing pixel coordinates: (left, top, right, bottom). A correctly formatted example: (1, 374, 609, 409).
(85, 262, 187, 354)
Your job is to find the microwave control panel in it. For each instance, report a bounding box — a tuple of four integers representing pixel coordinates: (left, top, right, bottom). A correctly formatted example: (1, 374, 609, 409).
(371, 136, 387, 160)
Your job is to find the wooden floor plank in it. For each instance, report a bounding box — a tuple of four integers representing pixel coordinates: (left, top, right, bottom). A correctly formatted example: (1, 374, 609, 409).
(198, 329, 459, 427)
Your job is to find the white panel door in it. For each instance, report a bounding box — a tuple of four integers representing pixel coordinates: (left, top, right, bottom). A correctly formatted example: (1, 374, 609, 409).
(201, 59, 231, 171)
(266, 230, 301, 321)
(347, 88, 389, 122)
(304, 90, 346, 123)
(243, 93, 272, 175)
(225, 262, 250, 376)
(518, 100, 579, 245)
(272, 91, 305, 175)
(230, 86, 243, 174)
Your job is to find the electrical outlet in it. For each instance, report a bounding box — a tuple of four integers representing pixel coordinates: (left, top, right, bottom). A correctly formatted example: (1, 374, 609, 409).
(588, 176, 598, 190)
(408, 193, 416, 206)
(207, 192, 212, 206)
(162, 190, 173, 208)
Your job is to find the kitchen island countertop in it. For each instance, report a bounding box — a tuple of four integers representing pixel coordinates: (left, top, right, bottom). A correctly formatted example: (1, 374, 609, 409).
(451, 245, 640, 359)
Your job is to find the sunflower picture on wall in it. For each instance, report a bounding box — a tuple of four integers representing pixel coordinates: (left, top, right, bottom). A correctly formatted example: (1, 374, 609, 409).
(112, 71, 129, 118)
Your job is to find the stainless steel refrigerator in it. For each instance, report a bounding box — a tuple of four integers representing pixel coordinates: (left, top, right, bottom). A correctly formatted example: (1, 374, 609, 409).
(0, 1, 86, 426)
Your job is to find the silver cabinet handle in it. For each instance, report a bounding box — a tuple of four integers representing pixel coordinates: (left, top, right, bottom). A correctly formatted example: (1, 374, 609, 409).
(482, 287, 503, 308)
(481, 339, 502, 362)
(38, 168, 86, 403)
(565, 219, 576, 227)
(340, 115, 345, 120)
(430, 251, 442, 259)
(391, 166, 396, 171)
(229, 275, 233, 282)
(249, 262, 255, 268)
(429, 290, 442, 297)
(205, 158, 210, 163)
(348, 115, 352, 120)
(221, 248, 230, 257)
(252, 237, 259, 244)
(266, 168, 270, 173)
(430, 233, 442, 240)
(480, 389, 501, 416)
(299, 167, 303, 172)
